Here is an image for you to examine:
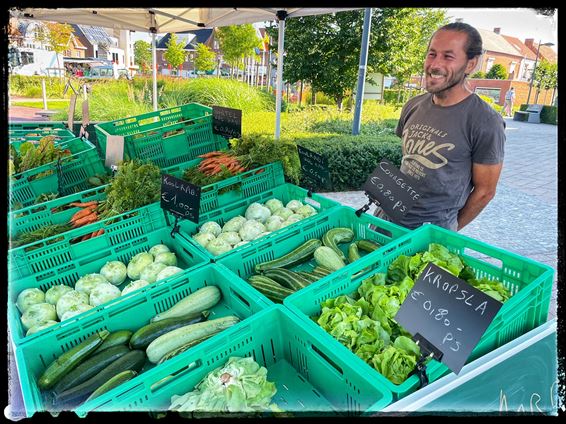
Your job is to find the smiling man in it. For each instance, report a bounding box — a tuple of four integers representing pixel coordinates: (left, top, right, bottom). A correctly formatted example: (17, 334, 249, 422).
(374, 22, 505, 232)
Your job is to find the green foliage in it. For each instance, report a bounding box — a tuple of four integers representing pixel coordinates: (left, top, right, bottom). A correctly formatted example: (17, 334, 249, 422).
(533, 59, 557, 92)
(486, 64, 508, 80)
(9, 75, 67, 97)
(521, 104, 557, 125)
(134, 40, 152, 74)
(163, 33, 187, 71)
(470, 71, 486, 79)
(216, 25, 261, 68)
(194, 43, 217, 73)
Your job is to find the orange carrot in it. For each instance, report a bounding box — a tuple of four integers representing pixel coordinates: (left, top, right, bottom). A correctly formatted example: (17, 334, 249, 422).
(70, 207, 96, 222)
(68, 201, 99, 208)
(72, 212, 98, 227)
(81, 233, 92, 241)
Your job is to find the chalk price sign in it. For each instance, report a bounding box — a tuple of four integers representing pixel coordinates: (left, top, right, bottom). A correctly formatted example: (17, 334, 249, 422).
(362, 158, 421, 222)
(161, 174, 201, 223)
(212, 106, 242, 139)
(297, 145, 332, 190)
(394, 263, 503, 374)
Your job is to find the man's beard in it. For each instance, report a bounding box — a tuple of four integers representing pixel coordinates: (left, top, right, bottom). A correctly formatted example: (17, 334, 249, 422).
(425, 64, 468, 98)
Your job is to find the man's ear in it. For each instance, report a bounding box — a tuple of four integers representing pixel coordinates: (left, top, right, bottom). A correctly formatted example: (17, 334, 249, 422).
(466, 56, 479, 74)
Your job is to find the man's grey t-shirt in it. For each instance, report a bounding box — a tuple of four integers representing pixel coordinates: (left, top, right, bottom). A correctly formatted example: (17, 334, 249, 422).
(379, 93, 505, 230)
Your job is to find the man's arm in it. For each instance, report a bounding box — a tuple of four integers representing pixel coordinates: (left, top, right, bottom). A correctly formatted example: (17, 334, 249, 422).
(457, 162, 503, 231)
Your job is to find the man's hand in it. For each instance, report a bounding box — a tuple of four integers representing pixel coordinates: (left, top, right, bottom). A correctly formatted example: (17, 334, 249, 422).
(457, 162, 503, 230)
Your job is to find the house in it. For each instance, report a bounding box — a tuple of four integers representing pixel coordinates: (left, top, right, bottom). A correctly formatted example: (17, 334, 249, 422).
(500, 33, 537, 81)
(71, 24, 126, 67)
(524, 39, 557, 63)
(474, 28, 524, 79)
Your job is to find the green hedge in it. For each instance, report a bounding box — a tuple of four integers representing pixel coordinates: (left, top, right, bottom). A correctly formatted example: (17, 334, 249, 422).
(295, 134, 402, 192)
(519, 104, 557, 125)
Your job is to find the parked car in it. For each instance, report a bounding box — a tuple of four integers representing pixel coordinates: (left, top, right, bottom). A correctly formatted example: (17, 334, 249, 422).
(83, 65, 131, 80)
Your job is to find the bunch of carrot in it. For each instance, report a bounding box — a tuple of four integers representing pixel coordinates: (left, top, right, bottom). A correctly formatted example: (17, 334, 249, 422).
(197, 151, 248, 176)
(67, 201, 105, 241)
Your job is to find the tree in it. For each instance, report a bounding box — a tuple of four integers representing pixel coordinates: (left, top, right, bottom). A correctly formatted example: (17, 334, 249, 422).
(134, 40, 152, 75)
(163, 33, 187, 76)
(268, 8, 447, 110)
(470, 71, 486, 79)
(486, 64, 508, 80)
(216, 25, 261, 79)
(533, 59, 557, 103)
(194, 43, 216, 74)
(34, 22, 74, 80)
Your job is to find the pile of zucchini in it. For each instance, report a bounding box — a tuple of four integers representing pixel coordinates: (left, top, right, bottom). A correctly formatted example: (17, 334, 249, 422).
(248, 228, 381, 303)
(38, 286, 240, 410)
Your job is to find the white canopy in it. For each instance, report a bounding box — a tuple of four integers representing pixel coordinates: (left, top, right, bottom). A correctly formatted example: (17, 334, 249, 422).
(11, 7, 364, 138)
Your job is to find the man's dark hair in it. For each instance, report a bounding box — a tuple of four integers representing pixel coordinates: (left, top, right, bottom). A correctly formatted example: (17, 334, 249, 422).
(436, 22, 483, 59)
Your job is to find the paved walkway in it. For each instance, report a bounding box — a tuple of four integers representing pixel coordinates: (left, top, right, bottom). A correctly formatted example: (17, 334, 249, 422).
(321, 118, 558, 321)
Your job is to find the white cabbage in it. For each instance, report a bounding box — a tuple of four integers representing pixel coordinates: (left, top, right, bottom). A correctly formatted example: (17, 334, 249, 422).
(265, 215, 284, 232)
(193, 232, 216, 248)
(238, 220, 266, 241)
(244, 203, 271, 223)
(221, 216, 247, 233)
(26, 320, 58, 336)
(75, 273, 109, 295)
(156, 266, 185, 281)
(149, 244, 171, 258)
(127, 252, 154, 280)
(264, 198, 284, 214)
(217, 231, 241, 246)
(296, 204, 317, 217)
(286, 200, 304, 212)
(205, 238, 232, 256)
(199, 221, 222, 237)
(140, 262, 168, 284)
(121, 279, 150, 296)
(56, 290, 89, 320)
(273, 207, 293, 221)
(154, 252, 178, 267)
(45, 285, 74, 306)
(60, 303, 94, 321)
(287, 214, 303, 224)
(21, 303, 57, 331)
(89, 283, 122, 307)
(99, 261, 128, 285)
(233, 240, 249, 248)
(16, 288, 45, 314)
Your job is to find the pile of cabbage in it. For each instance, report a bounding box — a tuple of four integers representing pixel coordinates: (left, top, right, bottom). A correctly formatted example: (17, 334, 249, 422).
(192, 198, 318, 256)
(16, 243, 185, 337)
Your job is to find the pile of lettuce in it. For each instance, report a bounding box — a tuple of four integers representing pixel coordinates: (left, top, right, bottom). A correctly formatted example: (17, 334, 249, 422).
(169, 356, 283, 417)
(315, 243, 512, 385)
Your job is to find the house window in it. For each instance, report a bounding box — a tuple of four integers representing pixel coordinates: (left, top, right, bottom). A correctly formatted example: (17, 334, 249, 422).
(485, 57, 495, 73)
(112, 53, 119, 63)
(21, 51, 34, 65)
(509, 61, 517, 77)
(75, 51, 81, 58)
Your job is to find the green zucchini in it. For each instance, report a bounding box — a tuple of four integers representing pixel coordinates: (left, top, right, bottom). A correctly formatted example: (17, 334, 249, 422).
(254, 239, 322, 273)
(146, 316, 240, 364)
(314, 246, 346, 272)
(357, 239, 381, 253)
(313, 266, 333, 276)
(157, 333, 218, 364)
(309, 269, 331, 279)
(52, 344, 131, 394)
(262, 268, 312, 290)
(130, 312, 209, 350)
(295, 271, 320, 283)
(322, 228, 355, 260)
(248, 275, 294, 303)
(84, 370, 138, 404)
(38, 330, 110, 391)
(97, 330, 133, 352)
(348, 242, 361, 263)
(54, 349, 146, 407)
(151, 286, 221, 323)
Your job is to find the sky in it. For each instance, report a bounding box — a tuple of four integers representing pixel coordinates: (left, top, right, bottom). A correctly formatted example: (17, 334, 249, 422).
(130, 8, 558, 52)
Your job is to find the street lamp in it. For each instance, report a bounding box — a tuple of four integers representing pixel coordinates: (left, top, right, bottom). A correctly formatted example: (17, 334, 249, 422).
(527, 40, 554, 105)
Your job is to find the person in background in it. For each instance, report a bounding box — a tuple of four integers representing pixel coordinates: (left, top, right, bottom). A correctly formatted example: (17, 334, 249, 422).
(373, 22, 506, 232)
(502, 87, 515, 117)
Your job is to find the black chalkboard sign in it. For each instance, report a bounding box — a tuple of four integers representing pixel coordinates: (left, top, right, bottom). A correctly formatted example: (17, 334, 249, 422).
(395, 263, 503, 374)
(362, 158, 422, 222)
(297, 145, 332, 190)
(160, 174, 201, 223)
(212, 106, 242, 139)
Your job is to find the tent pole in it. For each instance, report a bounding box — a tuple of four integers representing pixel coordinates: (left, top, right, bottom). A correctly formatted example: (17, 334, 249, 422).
(352, 8, 372, 135)
(275, 11, 287, 140)
(151, 30, 158, 111)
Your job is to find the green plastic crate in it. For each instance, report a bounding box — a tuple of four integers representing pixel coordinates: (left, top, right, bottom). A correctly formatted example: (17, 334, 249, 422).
(283, 223, 555, 402)
(217, 206, 409, 304)
(13, 262, 269, 418)
(8, 222, 211, 347)
(8, 201, 169, 282)
(71, 304, 392, 417)
(94, 103, 224, 168)
(9, 121, 68, 130)
(180, 183, 344, 261)
(9, 137, 108, 209)
(9, 128, 76, 142)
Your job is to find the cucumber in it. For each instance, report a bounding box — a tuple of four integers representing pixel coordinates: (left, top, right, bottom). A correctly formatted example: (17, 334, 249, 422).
(84, 370, 138, 404)
(322, 228, 355, 261)
(151, 286, 221, 322)
(38, 330, 110, 391)
(52, 345, 131, 394)
(357, 239, 381, 253)
(130, 312, 209, 350)
(263, 268, 312, 290)
(97, 330, 133, 352)
(314, 246, 346, 272)
(54, 349, 146, 407)
(296, 271, 320, 283)
(146, 316, 240, 364)
(248, 275, 295, 302)
(254, 239, 321, 273)
(313, 266, 333, 276)
(157, 333, 218, 364)
(348, 242, 361, 263)
(309, 269, 331, 279)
